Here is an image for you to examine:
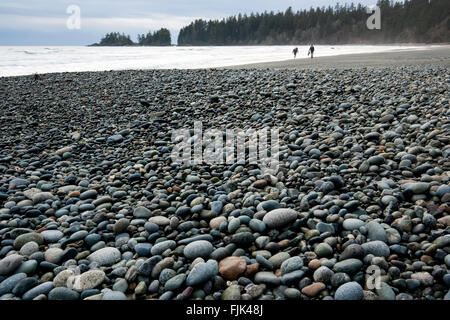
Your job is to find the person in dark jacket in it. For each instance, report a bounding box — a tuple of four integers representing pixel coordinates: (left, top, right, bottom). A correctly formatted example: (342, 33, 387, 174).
(292, 47, 299, 59)
(308, 44, 315, 59)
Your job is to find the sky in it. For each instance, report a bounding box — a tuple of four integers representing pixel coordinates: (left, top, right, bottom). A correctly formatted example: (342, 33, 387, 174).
(0, 0, 389, 45)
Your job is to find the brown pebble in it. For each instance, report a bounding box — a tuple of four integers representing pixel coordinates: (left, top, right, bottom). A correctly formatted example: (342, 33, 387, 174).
(244, 263, 259, 277)
(277, 239, 289, 248)
(252, 179, 268, 189)
(308, 259, 322, 270)
(218, 256, 247, 280)
(301, 282, 326, 297)
(420, 255, 433, 264)
(68, 190, 80, 198)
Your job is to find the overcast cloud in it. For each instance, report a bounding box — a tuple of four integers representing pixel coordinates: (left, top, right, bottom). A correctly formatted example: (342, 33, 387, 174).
(0, 0, 390, 45)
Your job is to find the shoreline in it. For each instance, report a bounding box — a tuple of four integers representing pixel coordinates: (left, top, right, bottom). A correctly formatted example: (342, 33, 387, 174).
(227, 45, 450, 69)
(1, 45, 449, 79)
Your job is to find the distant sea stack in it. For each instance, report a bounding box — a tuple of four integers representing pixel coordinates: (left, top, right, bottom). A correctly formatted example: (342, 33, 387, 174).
(91, 29, 171, 46)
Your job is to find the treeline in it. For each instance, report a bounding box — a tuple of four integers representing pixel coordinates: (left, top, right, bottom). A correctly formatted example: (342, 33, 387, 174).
(178, 0, 450, 45)
(92, 28, 172, 46)
(137, 29, 171, 45)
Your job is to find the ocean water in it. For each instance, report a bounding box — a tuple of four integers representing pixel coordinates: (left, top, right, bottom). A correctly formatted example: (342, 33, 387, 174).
(0, 45, 433, 77)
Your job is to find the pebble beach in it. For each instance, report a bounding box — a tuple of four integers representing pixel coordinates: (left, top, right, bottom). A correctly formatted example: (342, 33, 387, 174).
(0, 47, 449, 301)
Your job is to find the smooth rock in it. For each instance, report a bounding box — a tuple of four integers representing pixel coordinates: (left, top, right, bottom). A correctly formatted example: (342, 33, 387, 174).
(262, 208, 298, 229)
(334, 282, 363, 300)
(87, 247, 121, 266)
(0, 254, 23, 275)
(219, 256, 247, 280)
(183, 240, 214, 260)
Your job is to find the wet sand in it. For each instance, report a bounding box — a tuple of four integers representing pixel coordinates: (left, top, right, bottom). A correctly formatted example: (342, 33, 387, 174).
(227, 45, 450, 69)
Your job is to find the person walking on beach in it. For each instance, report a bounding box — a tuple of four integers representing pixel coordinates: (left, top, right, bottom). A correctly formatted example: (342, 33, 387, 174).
(292, 47, 298, 59)
(308, 44, 315, 59)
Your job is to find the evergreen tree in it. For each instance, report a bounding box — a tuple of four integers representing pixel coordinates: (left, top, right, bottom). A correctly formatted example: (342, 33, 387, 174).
(99, 32, 134, 46)
(177, 0, 449, 45)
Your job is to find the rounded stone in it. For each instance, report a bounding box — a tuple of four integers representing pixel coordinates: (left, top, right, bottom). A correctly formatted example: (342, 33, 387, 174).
(280, 256, 303, 275)
(301, 282, 326, 297)
(133, 206, 152, 218)
(313, 266, 334, 283)
(22, 281, 54, 300)
(411, 272, 434, 286)
(0, 272, 27, 295)
(144, 222, 159, 233)
(218, 256, 247, 280)
(183, 240, 214, 260)
(227, 218, 241, 233)
(151, 240, 176, 255)
(12, 277, 38, 296)
(112, 278, 128, 292)
(0, 254, 23, 276)
(137, 256, 162, 276)
(376, 282, 396, 300)
(48, 287, 80, 300)
(284, 288, 301, 299)
(262, 208, 298, 229)
(334, 282, 363, 300)
(366, 221, 388, 242)
(222, 285, 241, 300)
(102, 290, 127, 300)
(186, 261, 218, 286)
(14, 259, 38, 275)
(31, 192, 54, 204)
(231, 232, 254, 247)
(343, 219, 365, 231)
(314, 243, 333, 258)
(333, 259, 363, 274)
(331, 273, 351, 287)
(257, 200, 281, 212)
(148, 216, 170, 226)
(14, 233, 44, 250)
(44, 248, 64, 264)
(134, 243, 152, 256)
(268, 252, 290, 269)
(164, 274, 186, 291)
(254, 271, 280, 285)
(361, 241, 390, 257)
(249, 219, 266, 233)
(339, 244, 364, 261)
(68, 270, 105, 292)
(386, 228, 401, 244)
(53, 269, 75, 287)
(403, 182, 430, 194)
(134, 281, 147, 295)
(41, 230, 64, 243)
(87, 247, 121, 266)
(19, 241, 39, 256)
(113, 218, 130, 234)
(209, 216, 227, 230)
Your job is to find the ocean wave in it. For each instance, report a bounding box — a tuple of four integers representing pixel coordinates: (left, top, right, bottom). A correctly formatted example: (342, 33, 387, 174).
(23, 50, 39, 55)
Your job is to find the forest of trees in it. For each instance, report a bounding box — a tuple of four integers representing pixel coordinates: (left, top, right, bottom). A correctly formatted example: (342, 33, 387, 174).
(96, 32, 134, 46)
(93, 28, 172, 46)
(178, 0, 450, 45)
(138, 28, 171, 46)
